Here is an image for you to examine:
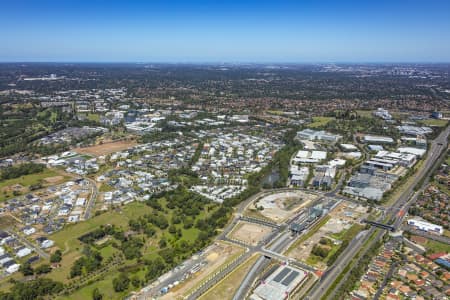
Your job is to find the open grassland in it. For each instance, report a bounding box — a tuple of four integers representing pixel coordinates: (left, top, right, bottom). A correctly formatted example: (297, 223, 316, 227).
(0, 168, 67, 201)
(419, 119, 448, 127)
(57, 271, 129, 300)
(47, 202, 154, 283)
(308, 117, 335, 128)
(51, 202, 153, 252)
(425, 239, 450, 253)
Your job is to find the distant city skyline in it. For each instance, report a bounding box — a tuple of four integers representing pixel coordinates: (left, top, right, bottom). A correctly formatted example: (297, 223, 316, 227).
(1, 0, 450, 62)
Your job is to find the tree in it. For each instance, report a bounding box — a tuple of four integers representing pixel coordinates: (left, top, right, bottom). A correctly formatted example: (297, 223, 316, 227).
(131, 275, 141, 288)
(158, 238, 167, 249)
(113, 273, 130, 292)
(19, 263, 34, 276)
(50, 250, 62, 263)
(35, 264, 52, 275)
(168, 225, 177, 234)
(92, 287, 103, 300)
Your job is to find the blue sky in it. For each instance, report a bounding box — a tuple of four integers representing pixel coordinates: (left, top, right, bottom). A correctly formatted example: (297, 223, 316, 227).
(1, 0, 450, 62)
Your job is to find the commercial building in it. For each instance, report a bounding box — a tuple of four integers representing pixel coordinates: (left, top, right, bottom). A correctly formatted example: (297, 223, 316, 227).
(397, 147, 427, 158)
(368, 145, 384, 152)
(340, 143, 358, 151)
(373, 108, 392, 120)
(292, 150, 327, 164)
(289, 166, 309, 187)
(407, 219, 443, 235)
(431, 111, 443, 119)
(312, 165, 336, 188)
(250, 265, 308, 300)
(296, 129, 342, 143)
(374, 150, 417, 168)
(362, 135, 395, 144)
(397, 125, 433, 136)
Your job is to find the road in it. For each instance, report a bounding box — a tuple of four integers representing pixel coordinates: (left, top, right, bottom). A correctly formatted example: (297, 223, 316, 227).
(232, 230, 297, 300)
(83, 177, 98, 220)
(8, 230, 50, 260)
(306, 125, 450, 300)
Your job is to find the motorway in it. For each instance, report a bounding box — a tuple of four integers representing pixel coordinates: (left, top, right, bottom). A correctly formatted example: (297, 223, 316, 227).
(305, 125, 450, 300)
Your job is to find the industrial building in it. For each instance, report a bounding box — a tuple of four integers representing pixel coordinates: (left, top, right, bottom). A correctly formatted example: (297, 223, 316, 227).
(250, 265, 308, 300)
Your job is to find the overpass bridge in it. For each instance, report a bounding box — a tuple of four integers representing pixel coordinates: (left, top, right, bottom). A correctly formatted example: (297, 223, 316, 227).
(362, 219, 395, 232)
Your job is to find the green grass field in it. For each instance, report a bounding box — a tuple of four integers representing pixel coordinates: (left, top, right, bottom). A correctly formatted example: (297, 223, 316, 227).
(306, 242, 340, 265)
(330, 224, 364, 241)
(0, 168, 64, 201)
(419, 119, 448, 127)
(51, 202, 154, 252)
(425, 239, 450, 253)
(87, 113, 100, 122)
(46, 202, 155, 284)
(57, 272, 128, 300)
(355, 110, 373, 118)
(308, 117, 334, 128)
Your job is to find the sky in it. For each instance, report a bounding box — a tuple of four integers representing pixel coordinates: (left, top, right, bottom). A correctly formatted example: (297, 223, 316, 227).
(1, 0, 450, 63)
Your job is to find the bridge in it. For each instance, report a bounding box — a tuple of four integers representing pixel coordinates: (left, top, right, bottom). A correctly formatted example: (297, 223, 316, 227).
(239, 216, 281, 229)
(260, 248, 316, 272)
(363, 220, 395, 232)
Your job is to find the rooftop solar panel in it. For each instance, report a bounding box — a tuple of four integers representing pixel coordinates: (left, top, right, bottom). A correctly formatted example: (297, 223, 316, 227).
(281, 270, 299, 286)
(273, 267, 290, 283)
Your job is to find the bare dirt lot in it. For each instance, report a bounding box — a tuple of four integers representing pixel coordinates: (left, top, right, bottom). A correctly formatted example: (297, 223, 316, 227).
(43, 175, 65, 184)
(160, 242, 244, 300)
(229, 221, 273, 246)
(74, 140, 137, 157)
(248, 191, 318, 223)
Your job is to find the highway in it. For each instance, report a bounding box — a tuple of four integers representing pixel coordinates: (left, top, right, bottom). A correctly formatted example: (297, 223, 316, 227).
(306, 125, 450, 300)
